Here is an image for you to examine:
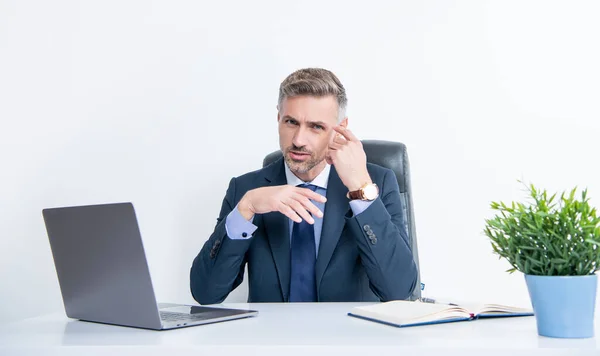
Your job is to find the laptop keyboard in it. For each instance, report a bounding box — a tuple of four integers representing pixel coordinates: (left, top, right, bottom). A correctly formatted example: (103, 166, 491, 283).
(160, 311, 211, 322)
(160, 306, 253, 325)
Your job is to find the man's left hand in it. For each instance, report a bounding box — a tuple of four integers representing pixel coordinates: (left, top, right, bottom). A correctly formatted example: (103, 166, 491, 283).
(326, 126, 372, 191)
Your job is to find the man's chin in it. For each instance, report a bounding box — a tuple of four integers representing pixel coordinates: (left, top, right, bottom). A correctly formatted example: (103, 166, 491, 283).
(284, 156, 307, 173)
(286, 162, 310, 174)
(284, 155, 324, 175)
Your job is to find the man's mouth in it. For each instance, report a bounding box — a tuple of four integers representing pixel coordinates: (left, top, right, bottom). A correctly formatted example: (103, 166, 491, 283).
(288, 151, 311, 161)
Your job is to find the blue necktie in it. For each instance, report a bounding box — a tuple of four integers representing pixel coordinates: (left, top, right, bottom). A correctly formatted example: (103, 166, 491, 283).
(289, 183, 318, 302)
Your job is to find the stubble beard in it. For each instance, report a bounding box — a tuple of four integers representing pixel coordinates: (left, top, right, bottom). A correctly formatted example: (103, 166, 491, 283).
(284, 148, 325, 175)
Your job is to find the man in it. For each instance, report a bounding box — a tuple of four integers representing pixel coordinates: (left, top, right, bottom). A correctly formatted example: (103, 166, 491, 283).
(190, 68, 417, 304)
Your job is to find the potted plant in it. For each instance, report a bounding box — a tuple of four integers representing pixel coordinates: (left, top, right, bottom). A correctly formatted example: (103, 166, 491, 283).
(484, 182, 600, 338)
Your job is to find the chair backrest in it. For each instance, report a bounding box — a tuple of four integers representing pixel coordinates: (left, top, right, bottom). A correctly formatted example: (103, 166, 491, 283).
(262, 140, 421, 300)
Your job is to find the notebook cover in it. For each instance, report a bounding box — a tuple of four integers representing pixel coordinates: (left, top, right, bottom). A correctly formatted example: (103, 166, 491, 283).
(347, 312, 473, 328)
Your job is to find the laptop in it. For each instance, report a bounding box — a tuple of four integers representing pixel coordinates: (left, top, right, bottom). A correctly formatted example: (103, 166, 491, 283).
(42, 202, 258, 330)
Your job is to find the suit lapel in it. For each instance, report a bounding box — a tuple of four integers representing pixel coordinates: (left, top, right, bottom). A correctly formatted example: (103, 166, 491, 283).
(315, 166, 350, 295)
(262, 159, 291, 301)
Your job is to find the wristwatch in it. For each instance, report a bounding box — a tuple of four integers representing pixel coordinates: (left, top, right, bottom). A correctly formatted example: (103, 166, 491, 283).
(346, 183, 379, 201)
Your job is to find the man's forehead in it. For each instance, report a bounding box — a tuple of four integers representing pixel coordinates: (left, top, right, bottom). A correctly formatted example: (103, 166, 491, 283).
(280, 105, 337, 123)
(281, 96, 337, 111)
(280, 96, 339, 124)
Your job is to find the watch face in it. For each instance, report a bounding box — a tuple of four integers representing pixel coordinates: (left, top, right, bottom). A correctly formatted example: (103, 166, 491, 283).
(363, 184, 378, 200)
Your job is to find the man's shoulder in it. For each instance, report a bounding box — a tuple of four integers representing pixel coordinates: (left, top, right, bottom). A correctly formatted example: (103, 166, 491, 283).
(366, 162, 394, 178)
(233, 158, 280, 182)
(227, 158, 283, 199)
(233, 166, 266, 182)
(365, 162, 401, 194)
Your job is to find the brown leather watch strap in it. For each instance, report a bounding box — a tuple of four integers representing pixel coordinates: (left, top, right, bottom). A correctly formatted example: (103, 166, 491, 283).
(347, 189, 364, 200)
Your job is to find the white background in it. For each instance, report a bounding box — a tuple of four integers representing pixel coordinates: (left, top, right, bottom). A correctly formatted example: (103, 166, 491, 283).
(1, 0, 599, 322)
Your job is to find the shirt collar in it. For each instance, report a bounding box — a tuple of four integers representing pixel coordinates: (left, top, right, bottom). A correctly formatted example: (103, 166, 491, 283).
(284, 161, 330, 190)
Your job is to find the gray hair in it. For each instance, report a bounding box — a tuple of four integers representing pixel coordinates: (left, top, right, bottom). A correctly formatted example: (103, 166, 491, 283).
(278, 68, 347, 122)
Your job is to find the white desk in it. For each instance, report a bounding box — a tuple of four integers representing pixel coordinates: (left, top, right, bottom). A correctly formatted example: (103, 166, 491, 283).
(1, 303, 598, 356)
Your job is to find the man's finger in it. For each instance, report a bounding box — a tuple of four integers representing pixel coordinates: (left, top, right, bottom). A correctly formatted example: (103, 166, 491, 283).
(285, 199, 314, 224)
(296, 188, 327, 203)
(280, 204, 302, 223)
(328, 149, 338, 160)
(332, 134, 347, 145)
(333, 126, 358, 142)
(329, 141, 343, 150)
(294, 194, 324, 218)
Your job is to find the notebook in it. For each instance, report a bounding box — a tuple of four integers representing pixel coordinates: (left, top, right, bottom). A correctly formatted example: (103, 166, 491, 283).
(348, 300, 533, 328)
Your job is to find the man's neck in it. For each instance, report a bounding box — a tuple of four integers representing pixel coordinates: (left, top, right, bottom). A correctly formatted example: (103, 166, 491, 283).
(284, 160, 330, 189)
(293, 161, 327, 182)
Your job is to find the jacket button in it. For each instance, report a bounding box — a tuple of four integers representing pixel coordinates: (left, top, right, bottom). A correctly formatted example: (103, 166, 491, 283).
(370, 237, 378, 245)
(215, 239, 221, 247)
(363, 225, 371, 232)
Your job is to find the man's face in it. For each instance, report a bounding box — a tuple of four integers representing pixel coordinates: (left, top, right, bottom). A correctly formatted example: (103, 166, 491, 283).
(278, 95, 340, 178)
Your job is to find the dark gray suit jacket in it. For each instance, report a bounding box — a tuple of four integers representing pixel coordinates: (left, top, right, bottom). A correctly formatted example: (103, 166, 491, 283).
(190, 158, 417, 303)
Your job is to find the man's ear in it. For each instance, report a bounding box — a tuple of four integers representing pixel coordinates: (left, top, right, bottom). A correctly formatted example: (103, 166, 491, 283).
(332, 118, 349, 142)
(340, 117, 348, 128)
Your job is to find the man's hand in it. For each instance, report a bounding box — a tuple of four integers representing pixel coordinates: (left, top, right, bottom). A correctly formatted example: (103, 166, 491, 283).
(238, 185, 327, 224)
(326, 126, 372, 191)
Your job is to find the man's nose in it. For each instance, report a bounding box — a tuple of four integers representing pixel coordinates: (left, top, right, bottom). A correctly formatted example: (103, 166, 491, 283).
(292, 127, 308, 148)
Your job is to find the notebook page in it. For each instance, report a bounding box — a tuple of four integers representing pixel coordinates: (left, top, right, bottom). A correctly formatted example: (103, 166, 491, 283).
(476, 304, 533, 315)
(352, 300, 471, 325)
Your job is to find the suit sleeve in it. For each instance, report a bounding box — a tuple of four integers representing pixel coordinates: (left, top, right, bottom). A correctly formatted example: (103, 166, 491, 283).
(190, 177, 254, 304)
(345, 169, 418, 301)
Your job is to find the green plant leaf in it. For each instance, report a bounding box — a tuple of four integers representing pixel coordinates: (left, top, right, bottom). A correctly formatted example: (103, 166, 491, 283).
(483, 182, 600, 276)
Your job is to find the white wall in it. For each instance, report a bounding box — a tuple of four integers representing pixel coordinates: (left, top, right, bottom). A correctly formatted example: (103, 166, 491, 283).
(1, 0, 599, 322)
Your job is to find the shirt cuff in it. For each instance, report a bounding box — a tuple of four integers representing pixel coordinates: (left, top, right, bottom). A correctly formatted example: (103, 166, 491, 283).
(225, 204, 258, 239)
(349, 199, 375, 217)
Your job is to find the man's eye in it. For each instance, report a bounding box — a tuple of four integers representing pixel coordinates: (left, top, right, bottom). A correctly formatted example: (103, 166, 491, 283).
(286, 119, 298, 125)
(313, 124, 324, 130)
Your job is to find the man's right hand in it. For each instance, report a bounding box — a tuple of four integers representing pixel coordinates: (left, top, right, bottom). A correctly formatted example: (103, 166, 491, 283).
(238, 185, 326, 224)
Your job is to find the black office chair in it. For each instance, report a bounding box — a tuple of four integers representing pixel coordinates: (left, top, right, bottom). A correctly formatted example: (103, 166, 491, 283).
(262, 140, 422, 300)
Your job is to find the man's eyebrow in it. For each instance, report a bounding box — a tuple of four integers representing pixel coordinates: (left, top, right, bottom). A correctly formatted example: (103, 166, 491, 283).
(307, 120, 328, 127)
(281, 116, 328, 127)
